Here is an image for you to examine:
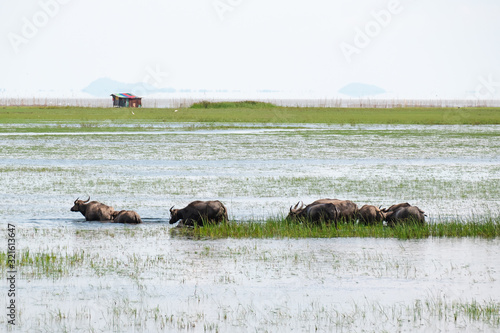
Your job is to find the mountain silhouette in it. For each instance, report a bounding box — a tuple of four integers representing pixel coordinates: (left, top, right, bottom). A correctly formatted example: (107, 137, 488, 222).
(338, 83, 386, 97)
(82, 78, 175, 97)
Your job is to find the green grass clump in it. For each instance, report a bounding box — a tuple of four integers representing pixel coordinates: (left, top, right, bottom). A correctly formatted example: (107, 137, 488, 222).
(179, 217, 500, 240)
(189, 100, 277, 109)
(454, 300, 500, 324)
(0, 249, 85, 278)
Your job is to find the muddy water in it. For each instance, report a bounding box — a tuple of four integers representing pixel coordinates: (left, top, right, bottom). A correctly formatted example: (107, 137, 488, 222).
(0, 123, 498, 222)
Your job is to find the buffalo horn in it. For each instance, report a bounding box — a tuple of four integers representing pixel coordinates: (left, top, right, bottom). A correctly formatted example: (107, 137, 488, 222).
(83, 196, 90, 203)
(170, 205, 175, 213)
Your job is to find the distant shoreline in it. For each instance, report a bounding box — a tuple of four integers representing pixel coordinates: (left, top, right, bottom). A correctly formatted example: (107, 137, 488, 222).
(1, 104, 499, 126)
(1, 97, 500, 109)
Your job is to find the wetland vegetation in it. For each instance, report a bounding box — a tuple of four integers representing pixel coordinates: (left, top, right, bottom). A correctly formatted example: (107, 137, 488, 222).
(1, 226, 500, 331)
(181, 216, 500, 240)
(1, 104, 499, 331)
(0, 104, 499, 130)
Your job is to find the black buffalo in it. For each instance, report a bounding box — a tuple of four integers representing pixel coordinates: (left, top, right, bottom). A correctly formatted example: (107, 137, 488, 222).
(289, 198, 358, 223)
(169, 200, 228, 226)
(112, 210, 142, 224)
(381, 202, 412, 213)
(70, 197, 114, 221)
(303, 203, 340, 228)
(382, 203, 426, 227)
(358, 205, 385, 226)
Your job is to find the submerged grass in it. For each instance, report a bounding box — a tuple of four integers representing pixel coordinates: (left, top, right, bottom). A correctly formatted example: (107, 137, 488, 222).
(0, 249, 86, 278)
(1, 225, 499, 330)
(454, 300, 500, 325)
(185, 217, 500, 240)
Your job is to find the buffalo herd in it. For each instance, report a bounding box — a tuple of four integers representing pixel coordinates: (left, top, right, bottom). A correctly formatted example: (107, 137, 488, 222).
(71, 196, 426, 227)
(71, 197, 142, 224)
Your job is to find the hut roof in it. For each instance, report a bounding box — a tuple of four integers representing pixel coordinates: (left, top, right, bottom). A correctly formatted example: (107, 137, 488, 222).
(111, 93, 140, 99)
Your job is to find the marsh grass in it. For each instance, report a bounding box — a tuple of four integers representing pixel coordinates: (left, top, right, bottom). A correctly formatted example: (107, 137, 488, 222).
(1, 106, 499, 126)
(183, 216, 500, 240)
(455, 300, 500, 325)
(0, 249, 85, 278)
(190, 100, 276, 109)
(1, 225, 499, 331)
(414, 296, 500, 326)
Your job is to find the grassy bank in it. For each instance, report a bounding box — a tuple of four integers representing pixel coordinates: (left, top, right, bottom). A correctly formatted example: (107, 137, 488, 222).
(174, 217, 500, 240)
(0, 104, 499, 125)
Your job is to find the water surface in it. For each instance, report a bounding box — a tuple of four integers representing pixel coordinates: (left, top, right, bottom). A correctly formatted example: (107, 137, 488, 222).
(1, 123, 498, 223)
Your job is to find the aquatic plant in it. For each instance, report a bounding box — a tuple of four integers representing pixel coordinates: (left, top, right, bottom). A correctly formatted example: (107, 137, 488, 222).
(185, 216, 500, 240)
(1, 225, 499, 331)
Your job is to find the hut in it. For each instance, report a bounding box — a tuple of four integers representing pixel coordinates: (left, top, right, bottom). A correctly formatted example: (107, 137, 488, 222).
(111, 93, 142, 108)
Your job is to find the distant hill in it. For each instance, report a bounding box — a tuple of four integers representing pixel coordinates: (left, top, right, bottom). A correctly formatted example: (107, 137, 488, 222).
(338, 83, 385, 97)
(82, 78, 175, 97)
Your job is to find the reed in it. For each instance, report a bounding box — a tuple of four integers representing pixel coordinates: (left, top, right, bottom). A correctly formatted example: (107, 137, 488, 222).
(0, 249, 86, 278)
(454, 300, 500, 324)
(184, 216, 500, 239)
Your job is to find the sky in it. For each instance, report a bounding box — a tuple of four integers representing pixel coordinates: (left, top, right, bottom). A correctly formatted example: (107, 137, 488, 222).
(1, 0, 500, 100)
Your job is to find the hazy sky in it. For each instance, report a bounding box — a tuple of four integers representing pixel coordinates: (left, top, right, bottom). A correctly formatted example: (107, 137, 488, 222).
(1, 0, 499, 99)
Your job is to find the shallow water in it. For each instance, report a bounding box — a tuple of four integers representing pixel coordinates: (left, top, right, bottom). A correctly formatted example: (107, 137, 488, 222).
(2, 226, 499, 332)
(1, 123, 499, 331)
(0, 123, 499, 223)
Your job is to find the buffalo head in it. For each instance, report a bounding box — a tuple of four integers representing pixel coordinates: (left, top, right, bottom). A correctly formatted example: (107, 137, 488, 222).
(287, 201, 304, 219)
(376, 209, 386, 221)
(169, 205, 180, 224)
(70, 196, 90, 212)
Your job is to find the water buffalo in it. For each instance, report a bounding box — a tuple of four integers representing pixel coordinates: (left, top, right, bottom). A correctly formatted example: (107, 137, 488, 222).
(304, 203, 340, 229)
(381, 202, 412, 213)
(313, 199, 358, 222)
(358, 205, 385, 226)
(382, 203, 426, 227)
(112, 210, 142, 224)
(70, 197, 114, 221)
(289, 198, 358, 223)
(169, 200, 228, 226)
